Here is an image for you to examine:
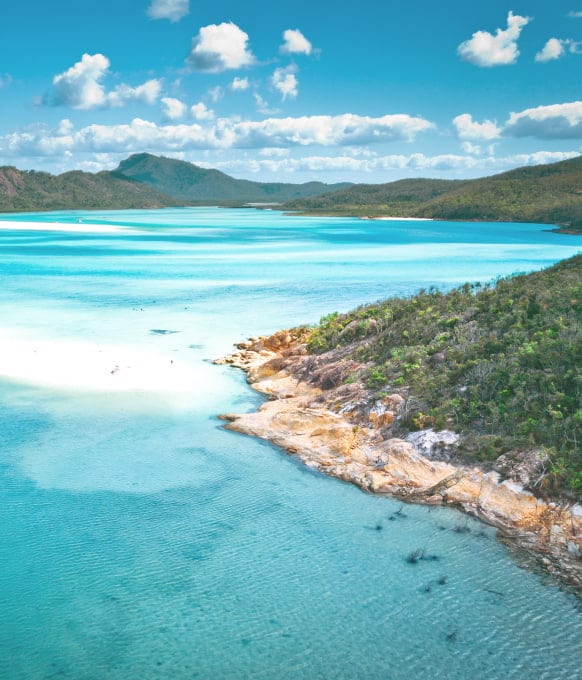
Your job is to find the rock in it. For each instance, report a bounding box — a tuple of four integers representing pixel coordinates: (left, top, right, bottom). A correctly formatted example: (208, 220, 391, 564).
(494, 449, 549, 488)
(216, 329, 582, 595)
(405, 429, 460, 460)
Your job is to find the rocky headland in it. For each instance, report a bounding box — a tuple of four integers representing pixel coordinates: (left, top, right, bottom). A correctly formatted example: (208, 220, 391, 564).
(217, 329, 582, 595)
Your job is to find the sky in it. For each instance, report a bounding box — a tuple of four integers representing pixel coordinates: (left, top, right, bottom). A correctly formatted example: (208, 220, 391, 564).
(0, 1, 581, 183)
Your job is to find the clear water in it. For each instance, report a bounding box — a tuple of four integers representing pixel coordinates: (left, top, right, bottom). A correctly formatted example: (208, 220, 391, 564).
(0, 208, 581, 679)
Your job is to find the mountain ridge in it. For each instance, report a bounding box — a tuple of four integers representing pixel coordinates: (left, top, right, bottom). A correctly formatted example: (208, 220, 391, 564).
(282, 155, 582, 231)
(114, 153, 352, 203)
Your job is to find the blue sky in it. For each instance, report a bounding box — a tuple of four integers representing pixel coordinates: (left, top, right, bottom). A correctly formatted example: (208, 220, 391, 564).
(0, 1, 581, 182)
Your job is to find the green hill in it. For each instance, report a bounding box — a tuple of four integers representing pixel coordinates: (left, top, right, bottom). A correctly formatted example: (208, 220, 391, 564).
(115, 153, 352, 203)
(284, 178, 467, 215)
(0, 166, 179, 212)
(304, 255, 582, 497)
(283, 156, 582, 231)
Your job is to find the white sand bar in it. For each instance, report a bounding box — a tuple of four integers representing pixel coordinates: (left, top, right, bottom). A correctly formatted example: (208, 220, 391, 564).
(0, 219, 133, 234)
(0, 330, 201, 393)
(368, 216, 434, 221)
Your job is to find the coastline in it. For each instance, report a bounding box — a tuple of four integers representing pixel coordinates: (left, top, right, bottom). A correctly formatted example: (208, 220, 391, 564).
(217, 330, 582, 596)
(0, 219, 136, 234)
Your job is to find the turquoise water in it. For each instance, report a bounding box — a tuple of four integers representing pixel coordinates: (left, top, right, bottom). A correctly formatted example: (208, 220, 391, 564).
(0, 208, 581, 679)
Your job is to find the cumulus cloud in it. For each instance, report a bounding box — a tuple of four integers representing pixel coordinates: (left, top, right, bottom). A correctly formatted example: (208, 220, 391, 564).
(568, 11, 582, 18)
(254, 93, 280, 115)
(453, 113, 501, 140)
(107, 80, 162, 107)
(49, 53, 161, 109)
(535, 38, 567, 62)
(457, 11, 530, 67)
(161, 97, 186, 120)
(230, 77, 249, 91)
(147, 0, 189, 22)
(187, 23, 254, 73)
(191, 102, 214, 120)
(0, 113, 434, 159)
(272, 65, 299, 100)
(208, 86, 224, 103)
(51, 53, 110, 109)
(193, 151, 580, 176)
(461, 141, 482, 155)
(505, 101, 582, 138)
(280, 29, 313, 55)
(0, 73, 12, 88)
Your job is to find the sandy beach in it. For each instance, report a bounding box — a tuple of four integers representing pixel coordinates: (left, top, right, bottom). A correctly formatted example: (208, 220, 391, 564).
(0, 219, 135, 234)
(0, 329, 200, 393)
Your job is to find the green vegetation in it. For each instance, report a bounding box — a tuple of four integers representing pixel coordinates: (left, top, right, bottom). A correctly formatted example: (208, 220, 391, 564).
(0, 166, 179, 212)
(2, 154, 581, 224)
(284, 178, 468, 216)
(284, 156, 582, 231)
(0, 154, 351, 212)
(306, 255, 582, 496)
(115, 153, 351, 203)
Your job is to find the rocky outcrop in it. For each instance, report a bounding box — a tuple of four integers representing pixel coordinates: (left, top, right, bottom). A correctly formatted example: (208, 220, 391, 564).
(217, 330, 582, 594)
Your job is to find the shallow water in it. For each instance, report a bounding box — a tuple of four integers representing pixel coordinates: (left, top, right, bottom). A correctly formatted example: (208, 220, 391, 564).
(0, 208, 581, 679)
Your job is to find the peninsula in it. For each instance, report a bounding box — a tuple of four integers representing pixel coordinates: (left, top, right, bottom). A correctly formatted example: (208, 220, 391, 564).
(218, 255, 582, 593)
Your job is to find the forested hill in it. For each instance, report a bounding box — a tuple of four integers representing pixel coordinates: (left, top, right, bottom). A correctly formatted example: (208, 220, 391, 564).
(0, 154, 352, 212)
(115, 153, 352, 203)
(304, 254, 582, 497)
(283, 156, 582, 231)
(1, 154, 581, 224)
(0, 166, 180, 212)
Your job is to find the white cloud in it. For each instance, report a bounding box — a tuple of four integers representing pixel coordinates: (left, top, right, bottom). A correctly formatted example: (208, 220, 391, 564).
(453, 113, 501, 140)
(254, 93, 280, 115)
(0, 73, 12, 88)
(272, 65, 299, 100)
(191, 102, 215, 120)
(457, 11, 530, 67)
(230, 77, 249, 91)
(0, 113, 435, 159)
(187, 23, 255, 73)
(161, 97, 187, 120)
(107, 80, 162, 107)
(259, 147, 289, 157)
(535, 38, 567, 62)
(568, 11, 582, 18)
(207, 86, 224, 103)
(505, 101, 582, 138)
(49, 53, 161, 109)
(461, 141, 482, 155)
(193, 151, 580, 176)
(51, 53, 110, 109)
(280, 29, 313, 55)
(147, 0, 189, 22)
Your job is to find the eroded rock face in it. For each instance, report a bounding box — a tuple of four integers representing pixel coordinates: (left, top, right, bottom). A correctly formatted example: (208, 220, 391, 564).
(405, 428, 460, 460)
(216, 330, 582, 594)
(494, 449, 550, 490)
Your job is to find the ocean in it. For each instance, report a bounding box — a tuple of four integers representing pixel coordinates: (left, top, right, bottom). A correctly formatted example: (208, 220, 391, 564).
(0, 207, 580, 679)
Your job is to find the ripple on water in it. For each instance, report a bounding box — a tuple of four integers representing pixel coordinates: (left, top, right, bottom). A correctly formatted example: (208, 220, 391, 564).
(0, 209, 581, 679)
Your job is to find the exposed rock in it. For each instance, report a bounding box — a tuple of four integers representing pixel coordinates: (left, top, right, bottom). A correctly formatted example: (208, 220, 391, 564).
(216, 330, 582, 595)
(405, 428, 460, 460)
(494, 449, 550, 489)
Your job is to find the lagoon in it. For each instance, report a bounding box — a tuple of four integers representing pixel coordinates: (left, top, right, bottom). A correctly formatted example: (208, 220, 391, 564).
(0, 208, 581, 679)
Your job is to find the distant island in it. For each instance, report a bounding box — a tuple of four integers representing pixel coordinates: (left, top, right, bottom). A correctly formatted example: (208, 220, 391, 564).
(218, 255, 582, 592)
(283, 156, 582, 232)
(0, 153, 350, 213)
(0, 153, 580, 233)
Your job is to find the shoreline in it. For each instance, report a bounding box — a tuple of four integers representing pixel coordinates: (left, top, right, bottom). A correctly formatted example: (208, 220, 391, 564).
(0, 219, 136, 234)
(217, 331, 582, 596)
